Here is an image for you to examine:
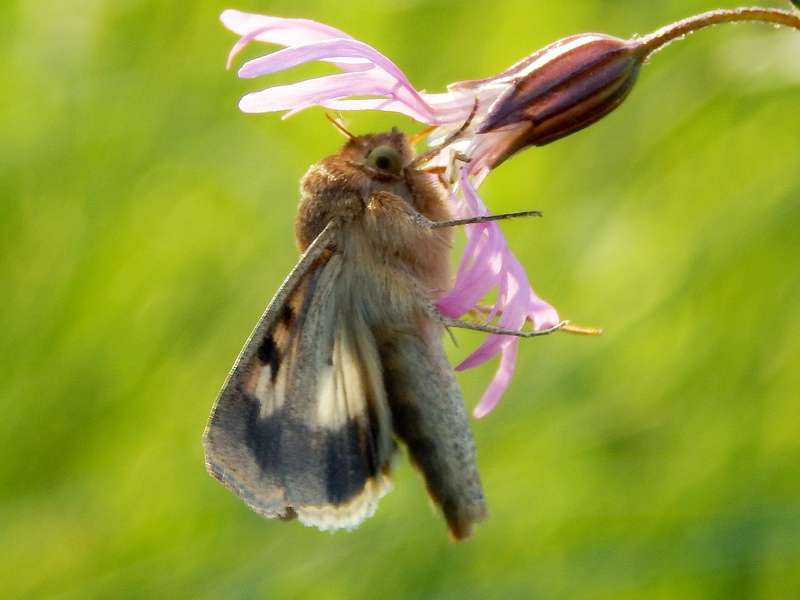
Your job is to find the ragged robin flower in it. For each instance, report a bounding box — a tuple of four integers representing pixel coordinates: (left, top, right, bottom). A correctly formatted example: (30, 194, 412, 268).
(220, 5, 800, 417)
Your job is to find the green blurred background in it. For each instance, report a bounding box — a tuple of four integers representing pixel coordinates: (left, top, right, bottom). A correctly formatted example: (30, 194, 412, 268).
(2, 0, 799, 597)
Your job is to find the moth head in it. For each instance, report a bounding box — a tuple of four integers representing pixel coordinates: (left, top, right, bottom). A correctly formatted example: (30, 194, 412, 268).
(343, 128, 413, 179)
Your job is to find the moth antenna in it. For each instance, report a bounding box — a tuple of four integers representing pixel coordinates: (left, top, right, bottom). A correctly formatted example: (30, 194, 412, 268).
(326, 113, 356, 139)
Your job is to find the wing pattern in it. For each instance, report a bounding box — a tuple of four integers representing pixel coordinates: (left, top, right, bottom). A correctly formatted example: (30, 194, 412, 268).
(204, 254, 396, 531)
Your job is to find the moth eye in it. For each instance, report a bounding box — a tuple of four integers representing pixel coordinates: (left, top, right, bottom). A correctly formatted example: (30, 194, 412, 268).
(366, 145, 403, 174)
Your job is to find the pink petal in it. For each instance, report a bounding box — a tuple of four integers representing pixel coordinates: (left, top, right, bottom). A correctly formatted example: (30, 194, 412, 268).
(472, 338, 520, 418)
(437, 229, 501, 318)
(238, 72, 438, 122)
(450, 187, 559, 374)
(238, 38, 409, 81)
(234, 37, 439, 122)
(456, 221, 485, 278)
(237, 41, 372, 78)
(221, 10, 353, 45)
(239, 71, 392, 112)
(526, 287, 560, 330)
(438, 174, 505, 317)
(456, 273, 525, 369)
(456, 334, 511, 370)
(221, 11, 355, 70)
(221, 12, 480, 125)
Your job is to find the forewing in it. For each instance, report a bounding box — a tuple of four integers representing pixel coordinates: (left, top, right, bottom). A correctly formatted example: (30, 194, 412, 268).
(203, 252, 396, 531)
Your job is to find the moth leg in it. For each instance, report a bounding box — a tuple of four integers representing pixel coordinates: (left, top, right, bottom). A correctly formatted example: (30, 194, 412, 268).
(462, 305, 602, 336)
(417, 210, 543, 229)
(402, 277, 568, 339)
(440, 317, 570, 338)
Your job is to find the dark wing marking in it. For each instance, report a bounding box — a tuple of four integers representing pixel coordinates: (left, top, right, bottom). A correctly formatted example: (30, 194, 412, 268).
(203, 230, 396, 531)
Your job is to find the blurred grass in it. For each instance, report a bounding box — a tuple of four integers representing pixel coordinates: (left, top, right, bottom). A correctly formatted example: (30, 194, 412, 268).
(1, 0, 799, 598)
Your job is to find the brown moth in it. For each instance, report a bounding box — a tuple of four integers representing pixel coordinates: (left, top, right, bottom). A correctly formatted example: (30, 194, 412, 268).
(203, 128, 556, 540)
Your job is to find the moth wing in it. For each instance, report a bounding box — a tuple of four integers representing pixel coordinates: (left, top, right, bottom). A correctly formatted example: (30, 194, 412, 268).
(378, 316, 489, 540)
(203, 251, 396, 531)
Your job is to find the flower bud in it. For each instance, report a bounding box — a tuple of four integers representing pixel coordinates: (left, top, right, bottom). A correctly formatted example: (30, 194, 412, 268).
(479, 34, 648, 167)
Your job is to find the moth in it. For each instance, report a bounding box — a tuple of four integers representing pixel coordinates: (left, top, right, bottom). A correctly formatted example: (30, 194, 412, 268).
(203, 127, 559, 540)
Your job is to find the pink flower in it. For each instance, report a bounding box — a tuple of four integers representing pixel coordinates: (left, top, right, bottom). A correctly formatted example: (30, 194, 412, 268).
(219, 9, 609, 416)
(220, 7, 800, 415)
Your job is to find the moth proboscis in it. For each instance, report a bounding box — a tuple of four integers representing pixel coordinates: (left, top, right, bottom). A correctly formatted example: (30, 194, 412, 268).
(203, 127, 563, 540)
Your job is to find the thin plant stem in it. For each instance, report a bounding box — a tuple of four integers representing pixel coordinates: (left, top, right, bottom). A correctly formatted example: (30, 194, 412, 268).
(636, 7, 800, 57)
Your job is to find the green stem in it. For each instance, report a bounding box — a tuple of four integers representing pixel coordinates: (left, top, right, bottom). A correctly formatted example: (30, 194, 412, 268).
(635, 7, 800, 57)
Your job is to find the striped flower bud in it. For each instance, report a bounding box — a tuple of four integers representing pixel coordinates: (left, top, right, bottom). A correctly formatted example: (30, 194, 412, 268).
(478, 34, 648, 166)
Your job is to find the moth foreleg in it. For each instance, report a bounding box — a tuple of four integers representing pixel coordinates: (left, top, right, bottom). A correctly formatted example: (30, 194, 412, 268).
(421, 210, 543, 229)
(405, 278, 569, 340)
(441, 317, 570, 338)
